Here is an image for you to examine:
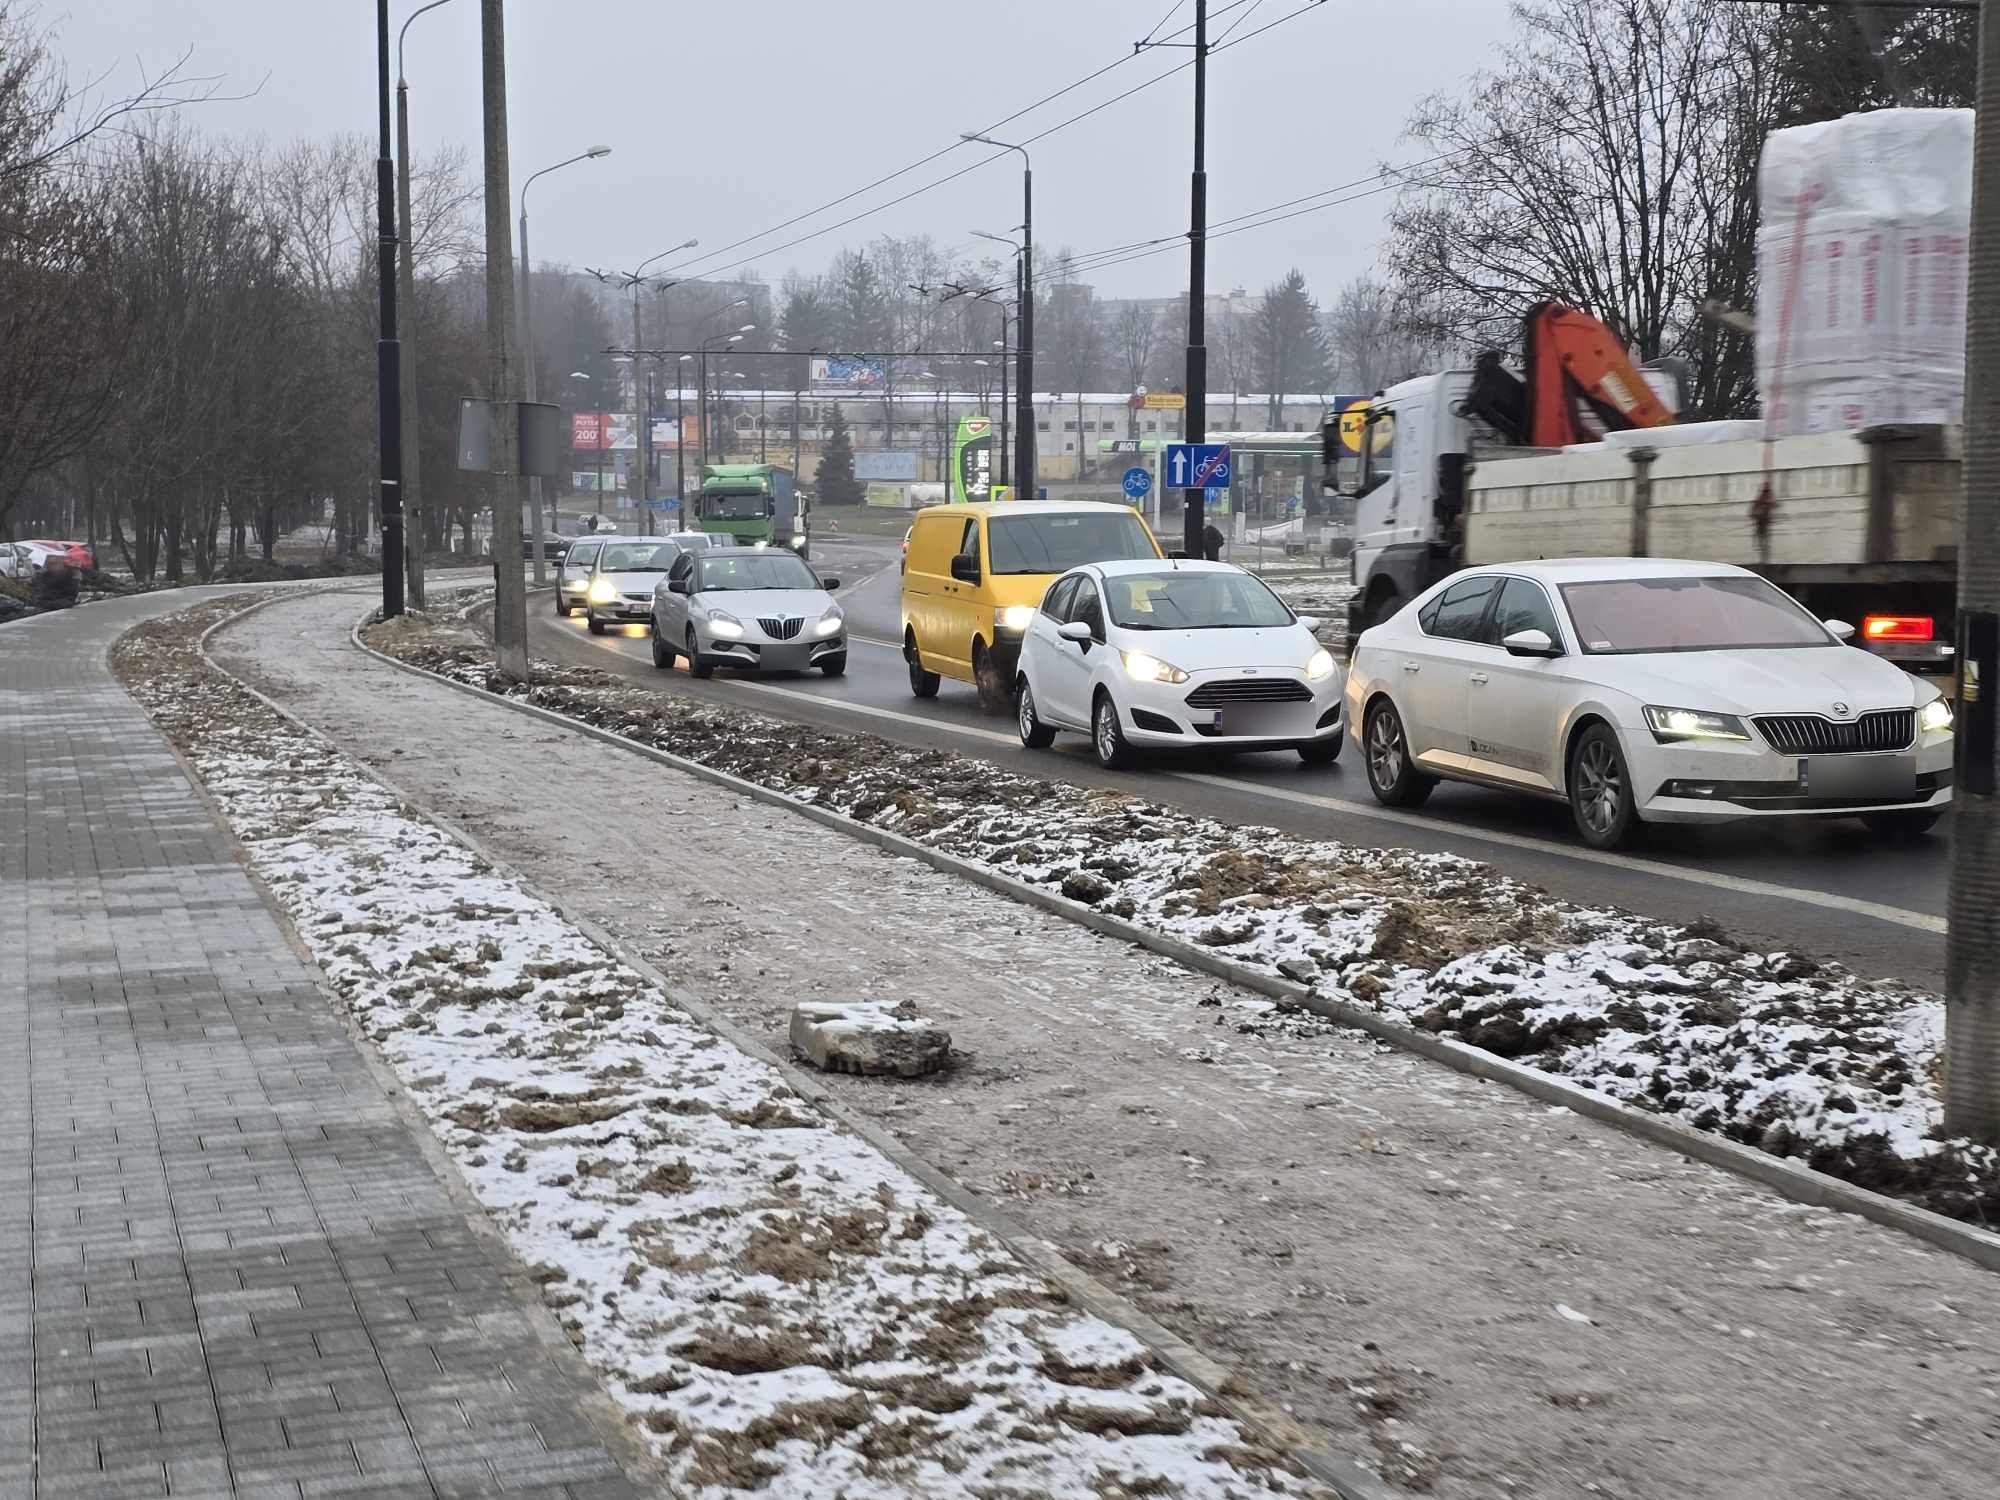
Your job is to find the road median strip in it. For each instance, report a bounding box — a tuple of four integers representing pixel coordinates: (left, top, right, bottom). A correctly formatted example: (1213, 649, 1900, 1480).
(353, 597, 2000, 1273)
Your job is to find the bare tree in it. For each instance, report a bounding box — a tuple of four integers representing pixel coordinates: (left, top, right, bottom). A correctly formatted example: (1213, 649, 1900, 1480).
(1110, 302, 1157, 392)
(1323, 275, 1435, 394)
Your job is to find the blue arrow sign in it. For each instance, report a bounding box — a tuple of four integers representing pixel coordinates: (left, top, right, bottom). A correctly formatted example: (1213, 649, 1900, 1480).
(1121, 466, 1153, 499)
(1164, 442, 1231, 490)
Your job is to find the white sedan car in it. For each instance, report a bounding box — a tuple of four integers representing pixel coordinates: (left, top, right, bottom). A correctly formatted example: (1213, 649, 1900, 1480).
(1015, 559, 1343, 768)
(1344, 558, 1954, 849)
(651, 545, 846, 677)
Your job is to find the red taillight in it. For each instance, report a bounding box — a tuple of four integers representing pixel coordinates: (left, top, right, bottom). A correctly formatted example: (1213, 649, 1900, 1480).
(1862, 614, 1934, 643)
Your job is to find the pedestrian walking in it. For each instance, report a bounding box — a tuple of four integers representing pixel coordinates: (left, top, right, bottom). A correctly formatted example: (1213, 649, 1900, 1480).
(1201, 520, 1225, 563)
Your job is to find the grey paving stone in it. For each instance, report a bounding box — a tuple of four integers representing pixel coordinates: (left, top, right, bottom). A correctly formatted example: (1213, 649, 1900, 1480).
(2, 598, 646, 1497)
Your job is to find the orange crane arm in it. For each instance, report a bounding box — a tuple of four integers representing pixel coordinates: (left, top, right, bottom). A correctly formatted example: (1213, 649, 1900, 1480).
(1522, 301, 1676, 446)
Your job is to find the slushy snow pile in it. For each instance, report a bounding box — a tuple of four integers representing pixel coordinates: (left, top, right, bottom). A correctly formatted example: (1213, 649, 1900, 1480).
(372, 613, 1999, 1226)
(115, 600, 1314, 1499)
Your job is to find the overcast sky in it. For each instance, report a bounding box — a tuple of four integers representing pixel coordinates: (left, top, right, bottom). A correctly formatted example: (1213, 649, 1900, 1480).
(68, 0, 1515, 301)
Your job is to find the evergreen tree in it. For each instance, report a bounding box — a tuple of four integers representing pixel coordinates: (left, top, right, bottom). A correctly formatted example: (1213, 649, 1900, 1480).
(815, 404, 862, 506)
(1254, 269, 1332, 423)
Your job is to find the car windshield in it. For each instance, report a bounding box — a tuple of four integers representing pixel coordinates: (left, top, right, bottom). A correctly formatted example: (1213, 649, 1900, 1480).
(598, 543, 677, 572)
(987, 511, 1158, 575)
(696, 553, 819, 592)
(704, 491, 771, 521)
(1104, 570, 1293, 630)
(1560, 575, 1833, 653)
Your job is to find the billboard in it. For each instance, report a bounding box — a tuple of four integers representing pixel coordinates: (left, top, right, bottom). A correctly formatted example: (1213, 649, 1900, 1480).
(571, 411, 608, 449)
(598, 414, 684, 451)
(855, 450, 919, 481)
(811, 356, 886, 389)
(951, 416, 994, 504)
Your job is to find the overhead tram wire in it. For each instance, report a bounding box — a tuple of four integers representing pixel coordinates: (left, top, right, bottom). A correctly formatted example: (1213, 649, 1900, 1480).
(638, 0, 1280, 286)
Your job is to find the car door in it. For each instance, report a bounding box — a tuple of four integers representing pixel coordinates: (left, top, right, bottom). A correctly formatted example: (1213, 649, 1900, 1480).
(935, 518, 984, 677)
(1463, 575, 1570, 791)
(1043, 575, 1106, 727)
(1398, 574, 1501, 769)
(1025, 575, 1083, 725)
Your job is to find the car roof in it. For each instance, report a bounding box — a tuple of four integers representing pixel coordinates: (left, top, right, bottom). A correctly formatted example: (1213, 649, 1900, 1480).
(1083, 557, 1241, 578)
(700, 545, 809, 558)
(916, 500, 1144, 518)
(1465, 557, 1754, 583)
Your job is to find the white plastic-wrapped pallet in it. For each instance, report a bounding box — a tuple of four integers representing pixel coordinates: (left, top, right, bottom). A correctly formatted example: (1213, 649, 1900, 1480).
(1756, 108, 1972, 436)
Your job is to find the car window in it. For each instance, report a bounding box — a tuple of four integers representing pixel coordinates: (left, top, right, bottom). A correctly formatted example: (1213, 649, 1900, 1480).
(1072, 580, 1106, 640)
(987, 511, 1159, 575)
(1041, 575, 1080, 620)
(695, 553, 820, 591)
(1489, 577, 1561, 646)
(565, 542, 599, 571)
(1422, 576, 1500, 642)
(668, 553, 695, 584)
(598, 542, 676, 571)
(957, 519, 980, 568)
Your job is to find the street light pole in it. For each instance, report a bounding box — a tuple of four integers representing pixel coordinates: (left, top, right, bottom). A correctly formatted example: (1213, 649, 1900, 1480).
(676, 353, 692, 518)
(394, 0, 453, 609)
(520, 145, 610, 575)
(479, 0, 527, 677)
(1182, 0, 1209, 561)
(373, 0, 405, 618)
(965, 135, 1034, 498)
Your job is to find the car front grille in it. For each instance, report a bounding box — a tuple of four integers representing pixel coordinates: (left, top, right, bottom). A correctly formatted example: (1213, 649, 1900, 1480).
(1753, 709, 1914, 755)
(759, 616, 804, 640)
(1185, 677, 1313, 708)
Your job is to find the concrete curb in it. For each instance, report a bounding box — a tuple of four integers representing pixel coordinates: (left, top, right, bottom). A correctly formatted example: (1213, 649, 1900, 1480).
(184, 593, 1388, 1499)
(343, 609, 2000, 1282)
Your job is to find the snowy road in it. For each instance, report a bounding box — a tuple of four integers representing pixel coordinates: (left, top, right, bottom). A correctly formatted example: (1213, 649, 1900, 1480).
(206, 585, 2000, 1500)
(528, 534, 1950, 989)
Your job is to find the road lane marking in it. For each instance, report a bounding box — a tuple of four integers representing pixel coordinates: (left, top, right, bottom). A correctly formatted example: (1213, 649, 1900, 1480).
(545, 619, 1943, 935)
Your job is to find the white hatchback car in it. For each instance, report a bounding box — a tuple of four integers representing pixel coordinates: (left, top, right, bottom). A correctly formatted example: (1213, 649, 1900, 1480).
(1015, 559, 1343, 768)
(1344, 558, 1954, 848)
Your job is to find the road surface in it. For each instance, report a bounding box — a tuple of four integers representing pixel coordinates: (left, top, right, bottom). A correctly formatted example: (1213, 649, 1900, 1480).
(526, 532, 1950, 987)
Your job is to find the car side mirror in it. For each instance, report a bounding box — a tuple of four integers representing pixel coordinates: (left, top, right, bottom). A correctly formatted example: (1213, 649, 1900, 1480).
(668, 577, 690, 595)
(950, 553, 981, 584)
(820, 578, 841, 591)
(1296, 615, 1322, 631)
(1057, 620, 1093, 643)
(1502, 627, 1560, 658)
(1824, 618, 1856, 641)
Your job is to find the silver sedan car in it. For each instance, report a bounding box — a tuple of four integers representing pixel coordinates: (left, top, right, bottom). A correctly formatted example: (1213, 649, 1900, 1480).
(650, 546, 846, 677)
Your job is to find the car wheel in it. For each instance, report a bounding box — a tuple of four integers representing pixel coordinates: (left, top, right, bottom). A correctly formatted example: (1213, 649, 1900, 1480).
(1568, 723, 1639, 849)
(818, 653, 847, 678)
(1861, 809, 1943, 841)
(905, 631, 940, 699)
(1017, 679, 1056, 749)
(1364, 700, 1434, 807)
(1092, 690, 1134, 770)
(686, 628, 715, 679)
(587, 614, 606, 635)
(650, 623, 675, 670)
(1364, 586, 1403, 631)
(555, 595, 572, 617)
(973, 639, 1008, 715)
(1297, 737, 1341, 767)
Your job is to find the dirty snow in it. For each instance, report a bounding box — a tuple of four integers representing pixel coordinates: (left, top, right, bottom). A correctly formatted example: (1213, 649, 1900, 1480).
(366, 617, 1999, 1224)
(114, 599, 1315, 1499)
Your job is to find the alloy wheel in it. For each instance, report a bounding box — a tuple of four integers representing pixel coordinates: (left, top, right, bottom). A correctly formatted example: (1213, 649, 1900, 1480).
(1575, 738, 1623, 834)
(1368, 711, 1403, 790)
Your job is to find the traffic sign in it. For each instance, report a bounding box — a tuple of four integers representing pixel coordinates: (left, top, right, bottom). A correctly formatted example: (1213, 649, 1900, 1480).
(1164, 442, 1231, 490)
(1142, 391, 1187, 410)
(1122, 466, 1153, 499)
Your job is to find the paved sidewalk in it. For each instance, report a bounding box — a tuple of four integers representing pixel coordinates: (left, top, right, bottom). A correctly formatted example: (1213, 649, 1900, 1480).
(1, 595, 644, 1499)
(215, 590, 2000, 1500)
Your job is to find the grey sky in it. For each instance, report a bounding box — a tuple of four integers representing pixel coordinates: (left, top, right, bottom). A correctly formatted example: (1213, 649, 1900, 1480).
(69, 0, 1513, 301)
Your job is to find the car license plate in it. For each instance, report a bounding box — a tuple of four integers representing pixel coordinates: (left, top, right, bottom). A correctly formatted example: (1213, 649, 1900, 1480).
(1214, 706, 1290, 738)
(1802, 756, 1915, 798)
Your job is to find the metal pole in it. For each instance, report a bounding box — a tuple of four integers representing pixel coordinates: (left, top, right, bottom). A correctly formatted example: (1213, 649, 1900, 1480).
(1000, 308, 1011, 486)
(1019, 165, 1035, 499)
(479, 0, 527, 678)
(1182, 0, 1209, 561)
(394, 73, 425, 608)
(374, 0, 405, 618)
(633, 292, 651, 535)
(760, 384, 768, 463)
(699, 346, 711, 473)
(1948, 0, 2000, 1144)
(676, 371, 687, 524)
(519, 201, 547, 580)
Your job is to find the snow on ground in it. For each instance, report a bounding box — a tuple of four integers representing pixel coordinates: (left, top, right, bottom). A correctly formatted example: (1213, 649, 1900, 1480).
(363, 611, 2000, 1225)
(115, 599, 1315, 1500)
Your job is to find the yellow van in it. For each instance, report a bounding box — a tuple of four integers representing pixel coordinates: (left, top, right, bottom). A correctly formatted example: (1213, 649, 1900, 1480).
(901, 501, 1164, 710)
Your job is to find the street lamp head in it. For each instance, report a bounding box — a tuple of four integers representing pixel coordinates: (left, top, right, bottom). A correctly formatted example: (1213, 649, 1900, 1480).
(569, 370, 591, 379)
(586, 145, 612, 158)
(737, 323, 756, 333)
(726, 334, 744, 344)
(678, 353, 693, 362)
(678, 237, 699, 251)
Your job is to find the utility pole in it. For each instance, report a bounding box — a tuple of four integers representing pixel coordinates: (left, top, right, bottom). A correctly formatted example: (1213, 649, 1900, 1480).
(373, 0, 405, 619)
(632, 292, 651, 536)
(394, 1, 451, 609)
(1182, 0, 1209, 561)
(479, 0, 527, 679)
(1948, 0, 2000, 1145)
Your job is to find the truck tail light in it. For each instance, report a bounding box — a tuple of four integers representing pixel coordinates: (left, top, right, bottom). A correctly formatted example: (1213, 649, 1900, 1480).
(1862, 614, 1934, 643)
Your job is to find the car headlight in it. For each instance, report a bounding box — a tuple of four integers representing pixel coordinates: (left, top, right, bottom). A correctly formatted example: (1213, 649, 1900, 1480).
(1919, 696, 1954, 735)
(586, 578, 619, 604)
(789, 535, 807, 549)
(1304, 648, 1335, 681)
(814, 608, 844, 637)
(1643, 706, 1751, 743)
(707, 611, 745, 640)
(996, 604, 1036, 633)
(1120, 649, 1190, 685)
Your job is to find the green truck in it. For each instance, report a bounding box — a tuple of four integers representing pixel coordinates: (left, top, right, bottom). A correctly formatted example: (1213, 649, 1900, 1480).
(694, 464, 807, 554)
